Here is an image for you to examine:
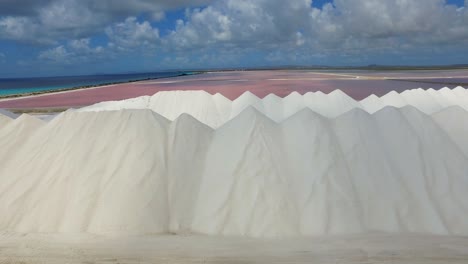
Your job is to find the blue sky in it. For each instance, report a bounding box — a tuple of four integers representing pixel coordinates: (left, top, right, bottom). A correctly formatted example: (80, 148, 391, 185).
(0, 0, 468, 77)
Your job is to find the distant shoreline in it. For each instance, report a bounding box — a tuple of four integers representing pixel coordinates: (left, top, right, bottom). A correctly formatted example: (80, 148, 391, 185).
(196, 65, 468, 72)
(1, 68, 467, 115)
(0, 71, 202, 100)
(3, 66, 468, 100)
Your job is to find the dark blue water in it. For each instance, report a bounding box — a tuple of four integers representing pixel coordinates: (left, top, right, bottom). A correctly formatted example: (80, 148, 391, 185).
(0, 71, 196, 96)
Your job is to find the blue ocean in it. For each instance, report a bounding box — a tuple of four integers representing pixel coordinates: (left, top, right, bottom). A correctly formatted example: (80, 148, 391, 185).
(0, 71, 195, 96)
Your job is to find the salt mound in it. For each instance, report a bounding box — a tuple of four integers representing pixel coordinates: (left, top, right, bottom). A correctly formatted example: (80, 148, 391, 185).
(0, 114, 44, 162)
(0, 109, 18, 119)
(78, 87, 468, 128)
(432, 106, 468, 156)
(0, 114, 11, 128)
(1, 93, 468, 237)
(0, 109, 17, 128)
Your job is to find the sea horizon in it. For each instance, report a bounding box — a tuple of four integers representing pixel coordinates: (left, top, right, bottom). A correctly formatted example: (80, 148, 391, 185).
(0, 71, 198, 97)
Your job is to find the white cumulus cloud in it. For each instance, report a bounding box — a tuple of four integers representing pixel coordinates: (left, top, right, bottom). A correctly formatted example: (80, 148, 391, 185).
(106, 17, 160, 51)
(37, 16, 160, 64)
(7, 0, 468, 67)
(38, 39, 104, 63)
(38, 45, 70, 62)
(0, 0, 213, 44)
(167, 0, 311, 49)
(164, 0, 468, 63)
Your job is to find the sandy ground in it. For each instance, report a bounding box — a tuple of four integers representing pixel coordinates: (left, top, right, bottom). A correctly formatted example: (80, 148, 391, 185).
(1, 70, 467, 110)
(0, 233, 467, 263)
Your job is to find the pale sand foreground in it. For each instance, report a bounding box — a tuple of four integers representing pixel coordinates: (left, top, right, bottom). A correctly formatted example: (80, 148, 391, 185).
(0, 234, 467, 263)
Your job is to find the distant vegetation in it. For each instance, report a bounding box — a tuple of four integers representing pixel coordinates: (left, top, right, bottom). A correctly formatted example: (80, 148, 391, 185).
(200, 64, 468, 72)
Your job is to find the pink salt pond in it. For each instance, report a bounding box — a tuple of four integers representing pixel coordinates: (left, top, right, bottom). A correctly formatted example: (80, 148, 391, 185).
(0, 70, 467, 109)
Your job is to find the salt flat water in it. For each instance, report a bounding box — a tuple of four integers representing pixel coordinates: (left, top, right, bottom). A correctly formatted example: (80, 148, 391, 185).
(0, 71, 195, 96)
(1, 70, 468, 109)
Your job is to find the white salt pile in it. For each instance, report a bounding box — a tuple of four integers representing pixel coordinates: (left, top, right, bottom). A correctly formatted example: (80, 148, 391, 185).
(0, 87, 467, 238)
(0, 109, 18, 119)
(79, 86, 468, 128)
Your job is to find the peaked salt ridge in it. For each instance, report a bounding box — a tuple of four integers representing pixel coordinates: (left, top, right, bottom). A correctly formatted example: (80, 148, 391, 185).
(1, 105, 468, 237)
(0, 109, 18, 119)
(78, 87, 468, 128)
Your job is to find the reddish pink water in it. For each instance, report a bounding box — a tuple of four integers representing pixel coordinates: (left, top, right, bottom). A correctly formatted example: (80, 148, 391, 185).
(0, 70, 466, 109)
